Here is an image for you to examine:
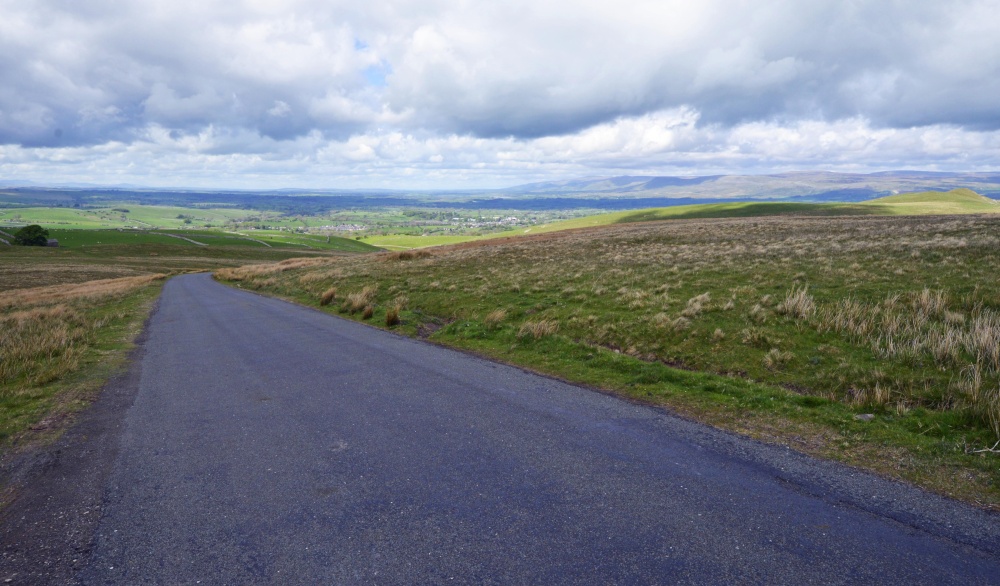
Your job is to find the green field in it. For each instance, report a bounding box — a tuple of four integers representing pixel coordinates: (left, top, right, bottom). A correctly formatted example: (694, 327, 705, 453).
(0, 228, 379, 254)
(0, 205, 256, 230)
(218, 212, 1000, 509)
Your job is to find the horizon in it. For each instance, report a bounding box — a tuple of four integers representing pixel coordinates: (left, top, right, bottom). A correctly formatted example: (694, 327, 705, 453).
(4, 169, 1000, 195)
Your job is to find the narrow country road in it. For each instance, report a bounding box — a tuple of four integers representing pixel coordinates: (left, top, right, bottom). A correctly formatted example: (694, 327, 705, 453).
(3, 273, 999, 584)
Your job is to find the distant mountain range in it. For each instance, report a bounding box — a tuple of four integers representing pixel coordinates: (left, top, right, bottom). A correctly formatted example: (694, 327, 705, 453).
(500, 171, 1000, 201)
(2, 171, 999, 212)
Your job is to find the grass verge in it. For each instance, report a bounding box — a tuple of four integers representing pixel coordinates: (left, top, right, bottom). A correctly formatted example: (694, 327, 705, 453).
(216, 213, 1000, 510)
(0, 276, 165, 455)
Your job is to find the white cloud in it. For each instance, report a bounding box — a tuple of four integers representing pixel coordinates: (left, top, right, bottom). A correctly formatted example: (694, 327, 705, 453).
(4, 112, 1000, 188)
(0, 0, 999, 186)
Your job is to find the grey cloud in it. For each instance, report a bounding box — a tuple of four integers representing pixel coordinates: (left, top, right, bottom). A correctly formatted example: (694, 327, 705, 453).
(385, 1, 1000, 137)
(0, 0, 380, 147)
(1, 0, 999, 152)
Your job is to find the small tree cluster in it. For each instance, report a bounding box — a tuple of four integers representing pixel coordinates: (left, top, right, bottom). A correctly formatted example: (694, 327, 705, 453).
(13, 225, 49, 246)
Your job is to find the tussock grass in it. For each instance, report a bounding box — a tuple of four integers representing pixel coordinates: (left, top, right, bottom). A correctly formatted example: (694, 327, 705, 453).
(319, 287, 337, 306)
(0, 274, 165, 311)
(484, 309, 508, 328)
(214, 257, 333, 282)
(763, 348, 794, 371)
(0, 274, 164, 444)
(340, 285, 378, 314)
(776, 287, 815, 320)
(518, 319, 559, 339)
(383, 249, 433, 261)
(385, 306, 401, 326)
(0, 305, 86, 386)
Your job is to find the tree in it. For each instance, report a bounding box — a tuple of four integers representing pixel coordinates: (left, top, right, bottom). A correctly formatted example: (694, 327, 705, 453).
(13, 224, 49, 246)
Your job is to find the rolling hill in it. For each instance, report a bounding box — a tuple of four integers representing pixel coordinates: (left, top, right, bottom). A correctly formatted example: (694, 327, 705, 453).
(860, 188, 1000, 215)
(513, 188, 1000, 234)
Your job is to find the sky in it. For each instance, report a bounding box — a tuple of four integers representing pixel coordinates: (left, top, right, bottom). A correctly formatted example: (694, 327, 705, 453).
(1, 0, 1000, 189)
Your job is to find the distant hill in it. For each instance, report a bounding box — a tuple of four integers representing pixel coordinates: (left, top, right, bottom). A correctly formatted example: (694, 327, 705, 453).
(489, 188, 1000, 239)
(500, 171, 1000, 202)
(4, 172, 1000, 213)
(860, 188, 1000, 215)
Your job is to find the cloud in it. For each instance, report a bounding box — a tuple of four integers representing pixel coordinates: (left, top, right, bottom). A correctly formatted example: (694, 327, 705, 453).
(4, 112, 1000, 189)
(0, 0, 999, 186)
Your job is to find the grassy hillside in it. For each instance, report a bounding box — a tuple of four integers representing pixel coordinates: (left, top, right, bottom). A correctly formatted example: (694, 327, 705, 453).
(362, 189, 999, 250)
(218, 213, 1000, 508)
(551, 189, 998, 230)
(861, 188, 1000, 215)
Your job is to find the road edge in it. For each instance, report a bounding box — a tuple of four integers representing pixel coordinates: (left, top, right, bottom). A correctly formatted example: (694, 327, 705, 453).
(0, 298, 158, 584)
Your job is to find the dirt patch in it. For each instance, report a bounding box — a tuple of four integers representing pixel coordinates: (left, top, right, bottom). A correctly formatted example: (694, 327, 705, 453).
(417, 322, 443, 338)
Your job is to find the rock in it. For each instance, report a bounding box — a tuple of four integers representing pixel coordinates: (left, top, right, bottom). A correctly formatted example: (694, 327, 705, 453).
(854, 414, 875, 422)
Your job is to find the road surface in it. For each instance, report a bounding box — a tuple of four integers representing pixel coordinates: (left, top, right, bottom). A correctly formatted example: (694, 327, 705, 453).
(2, 273, 998, 584)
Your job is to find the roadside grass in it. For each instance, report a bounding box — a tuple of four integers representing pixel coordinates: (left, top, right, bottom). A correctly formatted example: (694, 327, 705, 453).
(216, 213, 1000, 509)
(0, 234, 382, 468)
(0, 275, 164, 449)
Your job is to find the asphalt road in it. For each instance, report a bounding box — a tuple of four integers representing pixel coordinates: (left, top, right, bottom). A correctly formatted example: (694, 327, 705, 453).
(3, 273, 999, 584)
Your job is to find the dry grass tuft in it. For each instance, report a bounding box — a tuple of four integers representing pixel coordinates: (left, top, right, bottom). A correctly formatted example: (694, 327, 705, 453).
(215, 257, 331, 282)
(383, 249, 433, 261)
(913, 288, 948, 318)
(385, 305, 401, 326)
(362, 305, 375, 320)
(0, 274, 163, 391)
(681, 292, 711, 317)
(0, 274, 166, 310)
(0, 305, 86, 385)
(762, 348, 794, 371)
(319, 287, 337, 306)
(484, 308, 508, 328)
(776, 286, 815, 320)
(341, 285, 378, 314)
(518, 319, 559, 339)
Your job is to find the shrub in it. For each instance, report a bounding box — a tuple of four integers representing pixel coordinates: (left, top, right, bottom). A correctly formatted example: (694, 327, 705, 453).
(13, 224, 49, 246)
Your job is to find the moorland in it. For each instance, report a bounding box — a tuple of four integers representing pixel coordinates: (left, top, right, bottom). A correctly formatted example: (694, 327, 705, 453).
(3, 183, 1000, 509)
(217, 197, 1000, 508)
